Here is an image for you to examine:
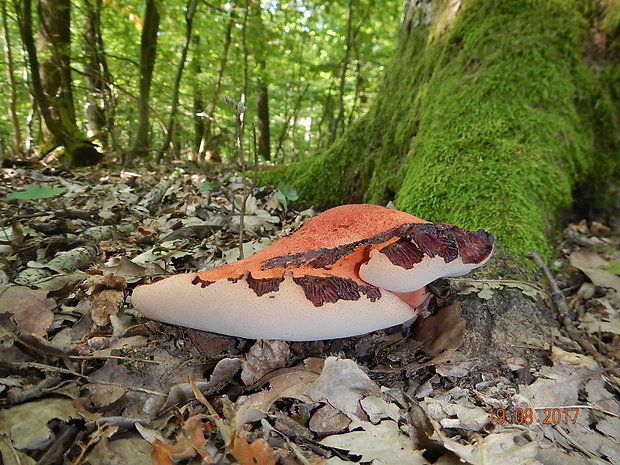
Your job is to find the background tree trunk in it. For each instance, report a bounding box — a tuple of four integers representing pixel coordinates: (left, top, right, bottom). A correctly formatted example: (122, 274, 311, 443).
(16, 0, 100, 165)
(191, 34, 204, 153)
(255, 64, 270, 161)
(260, 0, 619, 262)
(158, 0, 198, 159)
(82, 0, 111, 150)
(37, 0, 76, 137)
(252, 2, 270, 161)
(197, 3, 236, 161)
(329, 0, 354, 144)
(1, 0, 22, 154)
(126, 0, 160, 163)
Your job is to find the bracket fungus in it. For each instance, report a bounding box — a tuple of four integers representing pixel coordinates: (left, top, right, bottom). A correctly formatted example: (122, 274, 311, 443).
(132, 204, 494, 340)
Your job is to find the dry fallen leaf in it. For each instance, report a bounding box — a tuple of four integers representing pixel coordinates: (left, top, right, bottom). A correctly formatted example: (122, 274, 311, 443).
(412, 304, 465, 356)
(241, 339, 291, 385)
(432, 430, 539, 465)
(90, 289, 125, 326)
(85, 436, 152, 465)
(0, 398, 80, 450)
(230, 432, 277, 465)
(305, 357, 381, 420)
(0, 285, 55, 336)
(308, 404, 351, 434)
(148, 414, 213, 465)
(320, 420, 427, 465)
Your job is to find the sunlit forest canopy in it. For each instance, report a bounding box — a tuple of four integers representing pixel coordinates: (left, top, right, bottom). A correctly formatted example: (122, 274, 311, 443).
(0, 0, 402, 165)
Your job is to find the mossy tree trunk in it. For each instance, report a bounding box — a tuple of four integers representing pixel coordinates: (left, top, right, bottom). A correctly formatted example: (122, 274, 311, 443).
(261, 0, 619, 262)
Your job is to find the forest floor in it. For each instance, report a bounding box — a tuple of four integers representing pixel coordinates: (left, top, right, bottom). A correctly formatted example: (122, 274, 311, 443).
(0, 163, 619, 465)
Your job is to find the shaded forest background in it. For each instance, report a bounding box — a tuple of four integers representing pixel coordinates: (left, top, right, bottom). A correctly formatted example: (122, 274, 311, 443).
(0, 0, 402, 167)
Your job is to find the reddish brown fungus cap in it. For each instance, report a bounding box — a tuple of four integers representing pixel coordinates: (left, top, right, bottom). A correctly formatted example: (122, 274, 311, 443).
(131, 204, 494, 340)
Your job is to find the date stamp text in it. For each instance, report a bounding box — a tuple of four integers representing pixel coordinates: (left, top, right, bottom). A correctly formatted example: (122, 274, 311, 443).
(488, 408, 581, 425)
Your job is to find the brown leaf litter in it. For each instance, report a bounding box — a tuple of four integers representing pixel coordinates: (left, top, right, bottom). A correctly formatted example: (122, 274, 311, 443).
(0, 165, 619, 464)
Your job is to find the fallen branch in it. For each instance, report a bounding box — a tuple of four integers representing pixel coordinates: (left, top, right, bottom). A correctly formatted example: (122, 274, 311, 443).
(526, 251, 613, 369)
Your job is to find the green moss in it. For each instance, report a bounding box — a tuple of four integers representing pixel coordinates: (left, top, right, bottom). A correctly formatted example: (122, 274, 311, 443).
(395, 0, 599, 259)
(259, 0, 619, 263)
(602, 0, 620, 36)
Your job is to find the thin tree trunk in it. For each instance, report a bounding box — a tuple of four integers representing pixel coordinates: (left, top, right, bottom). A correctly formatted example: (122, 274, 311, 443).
(252, 3, 270, 161)
(158, 0, 198, 159)
(330, 0, 353, 144)
(25, 104, 35, 155)
(237, 0, 248, 166)
(126, 0, 160, 163)
(316, 82, 335, 153)
(236, 0, 251, 259)
(82, 0, 111, 149)
(197, 3, 236, 161)
(191, 34, 204, 152)
(255, 64, 270, 161)
(1, 0, 22, 154)
(274, 84, 308, 162)
(347, 45, 363, 127)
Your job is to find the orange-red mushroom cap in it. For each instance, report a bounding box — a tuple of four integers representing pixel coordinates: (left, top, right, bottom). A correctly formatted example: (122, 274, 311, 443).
(131, 204, 494, 340)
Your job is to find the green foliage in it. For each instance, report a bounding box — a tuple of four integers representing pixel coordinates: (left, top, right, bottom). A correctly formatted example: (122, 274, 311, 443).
(601, 260, 620, 275)
(0, 0, 403, 159)
(601, 0, 620, 35)
(92, 0, 400, 160)
(199, 180, 220, 193)
(5, 185, 67, 201)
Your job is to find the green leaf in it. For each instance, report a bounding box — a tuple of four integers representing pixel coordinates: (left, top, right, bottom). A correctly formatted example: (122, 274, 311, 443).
(275, 190, 288, 210)
(276, 182, 298, 201)
(5, 185, 67, 201)
(275, 182, 298, 210)
(199, 180, 220, 193)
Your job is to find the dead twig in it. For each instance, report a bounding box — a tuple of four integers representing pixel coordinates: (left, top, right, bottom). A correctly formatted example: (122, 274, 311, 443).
(526, 251, 612, 368)
(3, 360, 164, 397)
(0, 314, 158, 364)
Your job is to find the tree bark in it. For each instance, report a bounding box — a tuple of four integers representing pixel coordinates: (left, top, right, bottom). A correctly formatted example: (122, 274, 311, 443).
(15, 0, 100, 165)
(1, 0, 22, 154)
(82, 0, 111, 149)
(126, 0, 160, 163)
(37, 0, 76, 133)
(158, 0, 198, 159)
(255, 67, 270, 161)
